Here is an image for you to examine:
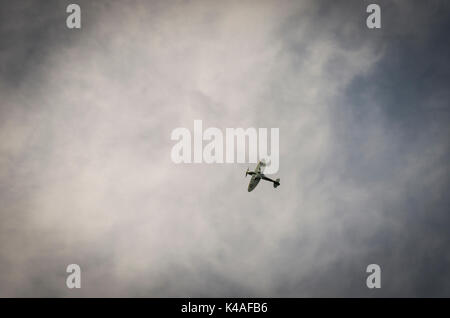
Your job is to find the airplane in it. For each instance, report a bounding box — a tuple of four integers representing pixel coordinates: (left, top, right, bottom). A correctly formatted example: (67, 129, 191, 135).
(245, 160, 280, 192)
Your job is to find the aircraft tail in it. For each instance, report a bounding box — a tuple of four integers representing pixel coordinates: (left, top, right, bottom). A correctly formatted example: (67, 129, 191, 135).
(274, 178, 280, 188)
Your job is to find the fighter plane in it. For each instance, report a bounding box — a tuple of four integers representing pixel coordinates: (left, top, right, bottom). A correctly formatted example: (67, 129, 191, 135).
(245, 160, 280, 192)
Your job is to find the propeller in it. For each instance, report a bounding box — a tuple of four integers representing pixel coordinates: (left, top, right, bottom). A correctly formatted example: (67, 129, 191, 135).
(245, 167, 249, 177)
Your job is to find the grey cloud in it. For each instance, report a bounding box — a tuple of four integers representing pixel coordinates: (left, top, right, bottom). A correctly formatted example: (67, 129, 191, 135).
(0, 0, 449, 297)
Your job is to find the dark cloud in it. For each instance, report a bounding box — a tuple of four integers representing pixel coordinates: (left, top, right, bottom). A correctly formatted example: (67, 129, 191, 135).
(0, 0, 449, 297)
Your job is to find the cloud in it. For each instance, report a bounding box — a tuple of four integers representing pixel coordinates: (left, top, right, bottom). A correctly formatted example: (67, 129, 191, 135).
(0, 0, 449, 297)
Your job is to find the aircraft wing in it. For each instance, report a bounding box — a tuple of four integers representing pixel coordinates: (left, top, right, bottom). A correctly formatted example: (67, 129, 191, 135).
(256, 160, 266, 174)
(248, 175, 261, 192)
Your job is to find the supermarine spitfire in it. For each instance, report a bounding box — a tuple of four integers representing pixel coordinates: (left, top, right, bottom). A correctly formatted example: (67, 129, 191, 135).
(245, 160, 280, 192)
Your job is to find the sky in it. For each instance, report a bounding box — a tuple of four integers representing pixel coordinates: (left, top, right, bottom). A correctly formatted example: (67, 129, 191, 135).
(0, 0, 449, 297)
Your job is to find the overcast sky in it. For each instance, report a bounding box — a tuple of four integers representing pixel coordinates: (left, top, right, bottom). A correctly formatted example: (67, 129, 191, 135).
(1, 0, 449, 297)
